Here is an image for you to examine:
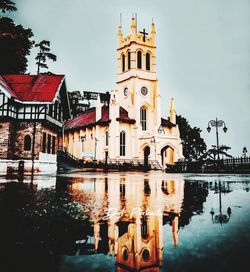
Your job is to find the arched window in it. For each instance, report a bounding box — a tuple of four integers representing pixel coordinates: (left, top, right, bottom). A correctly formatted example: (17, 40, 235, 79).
(120, 131, 126, 156)
(140, 106, 147, 131)
(137, 51, 142, 69)
(146, 52, 150, 71)
(24, 135, 31, 151)
(127, 51, 131, 70)
(122, 54, 125, 72)
(105, 131, 109, 146)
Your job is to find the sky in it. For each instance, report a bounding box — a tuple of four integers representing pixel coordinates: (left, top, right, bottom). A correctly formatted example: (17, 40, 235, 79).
(9, 0, 250, 156)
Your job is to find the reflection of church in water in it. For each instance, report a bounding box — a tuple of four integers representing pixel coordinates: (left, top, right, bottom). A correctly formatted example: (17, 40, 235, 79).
(68, 174, 190, 271)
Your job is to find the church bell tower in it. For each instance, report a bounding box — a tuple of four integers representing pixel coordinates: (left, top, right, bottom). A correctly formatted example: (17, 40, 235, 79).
(115, 17, 161, 137)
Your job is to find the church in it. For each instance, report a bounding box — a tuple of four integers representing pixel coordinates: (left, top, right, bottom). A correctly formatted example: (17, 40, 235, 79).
(64, 18, 184, 169)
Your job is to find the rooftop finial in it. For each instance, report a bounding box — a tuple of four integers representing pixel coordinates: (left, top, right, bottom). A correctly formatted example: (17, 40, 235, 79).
(131, 16, 136, 34)
(170, 98, 176, 124)
(135, 12, 137, 33)
(120, 13, 122, 27)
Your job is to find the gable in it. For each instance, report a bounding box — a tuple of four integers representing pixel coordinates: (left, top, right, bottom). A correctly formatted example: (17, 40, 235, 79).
(1, 74, 65, 102)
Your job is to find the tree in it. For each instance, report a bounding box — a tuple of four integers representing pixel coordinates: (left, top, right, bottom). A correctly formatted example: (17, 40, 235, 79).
(0, 1, 34, 74)
(176, 115, 207, 161)
(0, 0, 17, 13)
(68, 90, 90, 117)
(204, 145, 232, 161)
(35, 40, 57, 74)
(242, 146, 247, 158)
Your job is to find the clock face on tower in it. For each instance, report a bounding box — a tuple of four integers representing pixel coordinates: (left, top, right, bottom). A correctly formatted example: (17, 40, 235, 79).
(141, 86, 148, 96)
(124, 87, 128, 97)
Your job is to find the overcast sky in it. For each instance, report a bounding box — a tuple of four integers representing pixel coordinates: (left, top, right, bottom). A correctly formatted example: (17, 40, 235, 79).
(10, 0, 250, 156)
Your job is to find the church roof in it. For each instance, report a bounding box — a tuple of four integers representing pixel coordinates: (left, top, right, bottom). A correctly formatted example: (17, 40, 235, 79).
(64, 106, 135, 131)
(0, 74, 65, 102)
(64, 108, 97, 130)
(161, 117, 176, 128)
(116, 107, 136, 124)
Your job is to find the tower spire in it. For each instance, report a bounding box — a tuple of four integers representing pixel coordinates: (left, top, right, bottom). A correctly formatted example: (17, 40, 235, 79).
(151, 19, 156, 43)
(120, 13, 122, 27)
(118, 14, 123, 45)
(170, 97, 176, 124)
(131, 16, 136, 33)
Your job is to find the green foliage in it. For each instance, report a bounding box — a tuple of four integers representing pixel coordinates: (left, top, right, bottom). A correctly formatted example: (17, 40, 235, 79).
(0, 0, 17, 13)
(242, 146, 248, 157)
(0, 16, 34, 74)
(68, 90, 91, 117)
(176, 115, 207, 161)
(204, 145, 232, 161)
(35, 40, 57, 74)
(20, 187, 87, 225)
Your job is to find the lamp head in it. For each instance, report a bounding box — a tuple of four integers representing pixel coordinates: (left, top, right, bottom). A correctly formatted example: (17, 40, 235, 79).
(223, 127, 227, 133)
(207, 126, 211, 133)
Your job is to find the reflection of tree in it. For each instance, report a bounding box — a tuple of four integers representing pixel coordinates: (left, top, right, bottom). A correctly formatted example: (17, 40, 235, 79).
(0, 180, 92, 271)
(179, 181, 209, 227)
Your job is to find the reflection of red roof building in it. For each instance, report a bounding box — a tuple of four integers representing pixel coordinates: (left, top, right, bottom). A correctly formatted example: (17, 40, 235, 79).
(1, 74, 64, 102)
(64, 106, 135, 131)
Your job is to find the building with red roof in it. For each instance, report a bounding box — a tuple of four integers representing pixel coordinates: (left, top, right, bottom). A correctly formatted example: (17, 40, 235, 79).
(0, 74, 71, 174)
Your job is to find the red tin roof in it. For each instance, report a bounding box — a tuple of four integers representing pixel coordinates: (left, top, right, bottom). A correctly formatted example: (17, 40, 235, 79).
(64, 105, 136, 131)
(98, 106, 109, 123)
(64, 108, 97, 130)
(0, 74, 64, 102)
(0, 76, 18, 98)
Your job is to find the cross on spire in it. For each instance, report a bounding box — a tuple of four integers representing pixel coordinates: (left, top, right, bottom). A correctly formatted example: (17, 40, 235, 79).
(139, 28, 148, 42)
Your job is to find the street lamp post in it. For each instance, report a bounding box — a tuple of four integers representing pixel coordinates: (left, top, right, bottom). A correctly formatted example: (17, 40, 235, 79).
(207, 118, 227, 161)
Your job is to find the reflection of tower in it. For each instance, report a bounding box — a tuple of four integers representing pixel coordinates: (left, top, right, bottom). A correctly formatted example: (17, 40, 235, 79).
(116, 213, 163, 271)
(171, 215, 179, 247)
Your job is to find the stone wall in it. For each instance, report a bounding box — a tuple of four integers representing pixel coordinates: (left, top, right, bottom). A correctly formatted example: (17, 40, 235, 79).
(0, 121, 10, 159)
(0, 121, 59, 160)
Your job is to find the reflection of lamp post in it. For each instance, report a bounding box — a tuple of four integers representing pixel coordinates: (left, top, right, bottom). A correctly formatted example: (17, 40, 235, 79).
(210, 181, 232, 225)
(207, 118, 227, 161)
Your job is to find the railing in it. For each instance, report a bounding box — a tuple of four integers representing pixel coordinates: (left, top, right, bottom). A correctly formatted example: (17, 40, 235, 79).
(57, 149, 81, 165)
(169, 156, 250, 173)
(223, 156, 250, 166)
(57, 149, 162, 170)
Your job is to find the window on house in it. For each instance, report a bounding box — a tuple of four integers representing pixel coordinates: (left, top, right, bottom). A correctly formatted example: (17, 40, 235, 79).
(137, 51, 142, 69)
(122, 54, 125, 72)
(120, 131, 126, 156)
(127, 51, 131, 70)
(24, 135, 31, 151)
(52, 136, 56, 154)
(42, 132, 47, 153)
(146, 52, 150, 71)
(140, 106, 147, 131)
(47, 134, 51, 154)
(49, 104, 53, 116)
(105, 131, 109, 146)
(54, 101, 58, 119)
